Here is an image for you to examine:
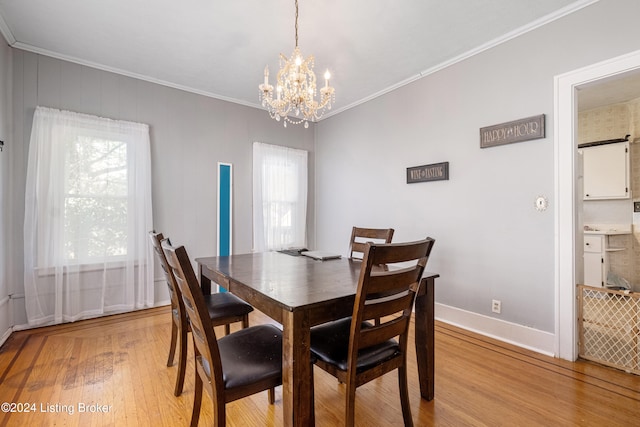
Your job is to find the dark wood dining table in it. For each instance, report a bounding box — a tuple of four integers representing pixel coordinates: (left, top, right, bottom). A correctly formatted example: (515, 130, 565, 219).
(196, 252, 439, 427)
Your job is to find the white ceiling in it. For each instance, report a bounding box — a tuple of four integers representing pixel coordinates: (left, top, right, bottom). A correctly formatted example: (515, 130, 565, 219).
(0, 0, 614, 118)
(577, 69, 640, 111)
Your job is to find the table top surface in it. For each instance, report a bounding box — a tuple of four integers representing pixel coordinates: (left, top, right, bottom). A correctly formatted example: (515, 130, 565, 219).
(197, 252, 361, 311)
(196, 252, 439, 312)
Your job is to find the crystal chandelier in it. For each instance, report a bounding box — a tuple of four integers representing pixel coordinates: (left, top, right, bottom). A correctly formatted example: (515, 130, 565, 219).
(258, 0, 335, 128)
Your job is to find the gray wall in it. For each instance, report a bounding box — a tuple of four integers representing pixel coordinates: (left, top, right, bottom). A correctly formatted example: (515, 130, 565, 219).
(9, 51, 316, 326)
(0, 35, 11, 343)
(315, 0, 640, 337)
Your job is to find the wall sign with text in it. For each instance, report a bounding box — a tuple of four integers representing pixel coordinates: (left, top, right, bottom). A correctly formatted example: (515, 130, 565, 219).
(480, 114, 545, 148)
(407, 162, 449, 184)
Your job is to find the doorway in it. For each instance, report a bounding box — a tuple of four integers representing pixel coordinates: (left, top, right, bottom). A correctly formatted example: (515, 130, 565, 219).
(555, 49, 640, 361)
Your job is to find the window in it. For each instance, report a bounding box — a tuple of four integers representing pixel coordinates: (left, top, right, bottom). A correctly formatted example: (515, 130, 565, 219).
(253, 142, 308, 251)
(24, 107, 154, 326)
(63, 134, 128, 262)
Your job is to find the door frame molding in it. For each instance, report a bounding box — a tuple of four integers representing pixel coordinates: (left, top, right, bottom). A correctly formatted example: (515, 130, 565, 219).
(554, 49, 640, 360)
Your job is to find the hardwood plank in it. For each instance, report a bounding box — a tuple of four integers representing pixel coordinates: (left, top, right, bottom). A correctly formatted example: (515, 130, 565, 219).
(0, 306, 638, 426)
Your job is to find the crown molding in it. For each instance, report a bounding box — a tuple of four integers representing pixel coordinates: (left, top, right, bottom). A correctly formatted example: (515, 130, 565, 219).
(0, 0, 599, 122)
(0, 10, 16, 46)
(322, 0, 600, 120)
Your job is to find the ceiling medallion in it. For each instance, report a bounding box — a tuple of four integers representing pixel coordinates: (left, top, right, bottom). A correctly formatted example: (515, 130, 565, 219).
(258, 0, 335, 128)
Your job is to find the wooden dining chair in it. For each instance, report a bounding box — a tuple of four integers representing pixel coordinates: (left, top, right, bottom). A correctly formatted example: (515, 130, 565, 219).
(149, 231, 254, 397)
(310, 237, 435, 427)
(162, 239, 283, 427)
(348, 226, 395, 260)
(349, 226, 395, 326)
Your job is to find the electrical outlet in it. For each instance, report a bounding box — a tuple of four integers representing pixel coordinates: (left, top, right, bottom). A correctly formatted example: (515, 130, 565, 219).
(492, 299, 501, 314)
(634, 201, 640, 213)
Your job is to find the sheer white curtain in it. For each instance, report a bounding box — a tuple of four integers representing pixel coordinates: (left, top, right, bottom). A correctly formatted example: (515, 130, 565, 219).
(24, 106, 154, 326)
(253, 142, 307, 252)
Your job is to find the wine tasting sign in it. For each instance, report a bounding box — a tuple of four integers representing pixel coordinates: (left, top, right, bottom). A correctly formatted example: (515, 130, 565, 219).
(407, 162, 449, 184)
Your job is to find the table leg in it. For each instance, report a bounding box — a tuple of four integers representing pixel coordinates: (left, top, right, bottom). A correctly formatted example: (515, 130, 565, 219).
(199, 264, 212, 296)
(282, 309, 314, 427)
(414, 276, 436, 400)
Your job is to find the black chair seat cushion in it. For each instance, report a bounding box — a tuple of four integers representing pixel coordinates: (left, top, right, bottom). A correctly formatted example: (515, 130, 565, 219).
(310, 317, 400, 372)
(204, 292, 253, 319)
(202, 324, 283, 390)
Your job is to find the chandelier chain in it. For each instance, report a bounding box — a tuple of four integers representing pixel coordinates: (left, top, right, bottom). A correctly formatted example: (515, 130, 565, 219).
(294, 0, 299, 47)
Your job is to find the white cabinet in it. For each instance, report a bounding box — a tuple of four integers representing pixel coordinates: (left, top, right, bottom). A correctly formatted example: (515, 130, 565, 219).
(584, 235, 606, 287)
(583, 231, 629, 287)
(581, 141, 629, 200)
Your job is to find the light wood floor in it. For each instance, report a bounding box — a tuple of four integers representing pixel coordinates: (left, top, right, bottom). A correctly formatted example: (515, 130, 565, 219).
(0, 306, 638, 426)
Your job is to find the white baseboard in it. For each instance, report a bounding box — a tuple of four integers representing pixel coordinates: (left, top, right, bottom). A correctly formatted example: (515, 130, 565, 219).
(0, 296, 10, 347)
(435, 303, 556, 357)
(0, 326, 11, 347)
(4, 296, 556, 356)
(11, 300, 172, 332)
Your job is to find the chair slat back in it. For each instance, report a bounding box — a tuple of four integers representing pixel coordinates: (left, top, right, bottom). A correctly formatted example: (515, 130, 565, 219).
(149, 231, 182, 312)
(162, 240, 224, 395)
(349, 238, 435, 361)
(366, 267, 423, 296)
(349, 227, 394, 260)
